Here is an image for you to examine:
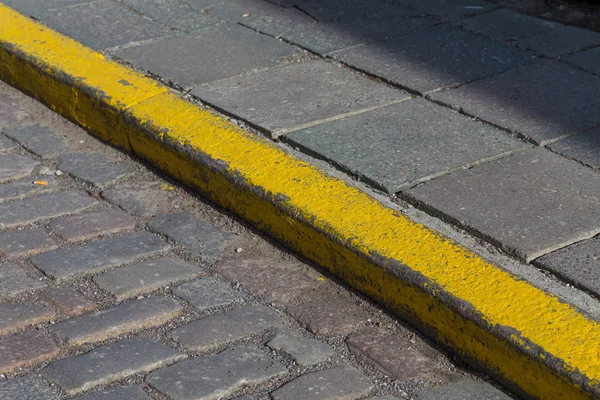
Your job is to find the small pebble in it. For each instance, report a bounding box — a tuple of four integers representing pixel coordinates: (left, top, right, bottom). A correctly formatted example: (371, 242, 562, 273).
(55, 170, 64, 176)
(236, 247, 243, 253)
(40, 166, 53, 175)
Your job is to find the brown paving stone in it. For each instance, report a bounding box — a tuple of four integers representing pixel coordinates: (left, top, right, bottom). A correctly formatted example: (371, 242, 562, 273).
(0, 228, 57, 259)
(0, 264, 46, 299)
(288, 296, 368, 337)
(0, 330, 59, 373)
(40, 287, 97, 317)
(0, 302, 55, 336)
(48, 208, 135, 242)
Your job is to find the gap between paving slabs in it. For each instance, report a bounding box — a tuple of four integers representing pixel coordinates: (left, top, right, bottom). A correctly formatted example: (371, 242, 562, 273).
(1, 4, 600, 400)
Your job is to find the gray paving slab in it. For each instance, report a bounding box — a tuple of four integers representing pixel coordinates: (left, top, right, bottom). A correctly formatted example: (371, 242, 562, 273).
(102, 180, 177, 217)
(73, 385, 151, 400)
(0, 329, 59, 374)
(297, 0, 403, 22)
(42, 337, 185, 395)
(566, 45, 600, 76)
(0, 302, 54, 336)
(431, 60, 600, 144)
(413, 380, 512, 399)
(31, 231, 169, 281)
(396, 0, 497, 20)
(112, 23, 297, 89)
(0, 176, 57, 202)
(406, 149, 600, 261)
(3, 125, 66, 158)
(460, 9, 560, 42)
(122, 0, 217, 33)
(146, 345, 287, 400)
(0, 228, 57, 258)
(41, 287, 97, 317)
(548, 128, 600, 169)
(288, 296, 368, 337)
(284, 98, 528, 193)
(0, 92, 30, 129)
(57, 152, 135, 189)
(0, 376, 59, 400)
(0, 154, 38, 184)
(192, 59, 408, 137)
(365, 396, 399, 400)
(516, 25, 600, 57)
(174, 276, 243, 310)
(266, 333, 334, 367)
(0, 264, 46, 299)
(48, 208, 136, 242)
(1, 0, 89, 15)
(0, 136, 15, 154)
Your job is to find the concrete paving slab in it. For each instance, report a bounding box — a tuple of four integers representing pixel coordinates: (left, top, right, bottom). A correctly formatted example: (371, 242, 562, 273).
(566, 45, 600, 76)
(1, 0, 89, 15)
(516, 25, 600, 57)
(413, 380, 512, 399)
(548, 128, 600, 169)
(395, 0, 497, 21)
(122, 0, 218, 33)
(460, 9, 560, 42)
(297, 0, 405, 22)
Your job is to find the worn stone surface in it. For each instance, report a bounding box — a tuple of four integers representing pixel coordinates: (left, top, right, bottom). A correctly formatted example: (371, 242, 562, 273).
(0, 136, 15, 153)
(431, 60, 600, 144)
(94, 258, 204, 300)
(267, 334, 334, 367)
(102, 180, 177, 217)
(270, 366, 373, 400)
(516, 25, 600, 57)
(406, 149, 600, 261)
(0, 264, 46, 299)
(122, 0, 217, 33)
(0, 92, 30, 129)
(0, 176, 57, 202)
(113, 23, 297, 88)
(0, 376, 59, 400)
(1, 0, 89, 15)
(147, 212, 236, 262)
(40, 287, 97, 317)
(288, 297, 368, 337)
(31, 231, 169, 280)
(192, 59, 408, 137)
(50, 297, 182, 346)
(168, 305, 283, 352)
(548, 128, 600, 169)
(566, 46, 600, 76)
(42, 337, 185, 395)
(174, 276, 243, 310)
(58, 153, 135, 189)
(2, 125, 66, 158)
(331, 24, 534, 94)
(413, 380, 512, 399)
(365, 397, 399, 400)
(147, 345, 286, 400)
(0, 154, 38, 184)
(0, 191, 96, 229)
(0, 302, 54, 336)
(73, 385, 152, 400)
(297, 0, 400, 22)
(0, 330, 59, 373)
(460, 9, 559, 41)
(0, 228, 57, 259)
(393, 0, 497, 20)
(49, 208, 136, 242)
(284, 98, 527, 193)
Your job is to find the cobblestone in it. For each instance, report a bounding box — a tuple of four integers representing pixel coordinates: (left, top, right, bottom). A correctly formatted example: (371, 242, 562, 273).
(413, 380, 512, 399)
(0, 228, 57, 259)
(40, 287, 97, 317)
(0, 176, 56, 202)
(49, 208, 135, 242)
(102, 180, 177, 217)
(0, 302, 54, 336)
(73, 385, 151, 400)
(0, 92, 30, 129)
(57, 153, 135, 189)
(0, 330, 59, 373)
(0, 154, 38, 184)
(0, 136, 15, 153)
(2, 124, 66, 158)
(174, 277, 243, 311)
(0, 375, 59, 399)
(266, 333, 334, 367)
(0, 264, 46, 299)
(288, 296, 368, 337)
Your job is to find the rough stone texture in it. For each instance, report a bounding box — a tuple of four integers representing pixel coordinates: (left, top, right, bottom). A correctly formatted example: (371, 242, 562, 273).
(146, 345, 286, 400)
(270, 366, 373, 400)
(431, 60, 600, 144)
(406, 149, 600, 261)
(0, 92, 30, 129)
(297, 0, 401, 22)
(102, 180, 177, 217)
(516, 26, 600, 57)
(57, 153, 135, 189)
(284, 98, 527, 192)
(48, 208, 136, 242)
(0, 330, 59, 373)
(42, 337, 185, 395)
(191, 59, 408, 137)
(73, 385, 152, 400)
(2, 125, 66, 158)
(393, 0, 497, 20)
(365, 397, 399, 400)
(94, 258, 204, 300)
(288, 297, 368, 337)
(40, 287, 97, 317)
(0, 0, 89, 15)
(548, 128, 600, 169)
(0, 302, 54, 336)
(50, 297, 182, 346)
(566, 46, 600, 76)
(113, 24, 297, 88)
(266, 334, 334, 367)
(0, 176, 57, 202)
(0, 228, 57, 259)
(0, 264, 46, 299)
(460, 9, 559, 41)
(0, 376, 59, 400)
(0, 136, 15, 153)
(413, 380, 512, 399)
(31, 231, 169, 280)
(122, 0, 217, 33)
(0, 191, 96, 229)
(331, 24, 534, 94)
(174, 277, 243, 310)
(0, 154, 38, 184)
(37, 0, 174, 50)
(168, 305, 283, 352)
(147, 212, 237, 262)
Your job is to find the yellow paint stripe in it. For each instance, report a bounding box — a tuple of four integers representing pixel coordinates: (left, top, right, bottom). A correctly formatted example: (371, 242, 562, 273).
(0, 3, 599, 399)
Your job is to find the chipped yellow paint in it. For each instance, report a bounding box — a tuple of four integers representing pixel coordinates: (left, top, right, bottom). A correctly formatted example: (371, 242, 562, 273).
(1, 3, 599, 399)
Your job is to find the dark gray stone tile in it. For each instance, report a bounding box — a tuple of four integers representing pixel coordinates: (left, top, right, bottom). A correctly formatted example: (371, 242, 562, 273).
(460, 9, 559, 41)
(146, 345, 286, 399)
(73, 385, 151, 400)
(0, 136, 15, 154)
(0, 92, 30, 130)
(549, 128, 600, 169)
(396, 0, 497, 20)
(37, 0, 174, 50)
(516, 26, 600, 57)
(0, 228, 57, 259)
(288, 296, 368, 337)
(58, 153, 135, 189)
(365, 396, 399, 400)
(3, 125, 66, 159)
(0, 177, 57, 203)
(0, 155, 38, 184)
(566, 45, 600, 76)
(406, 149, 600, 261)
(0, 302, 54, 336)
(192, 59, 408, 137)
(113, 24, 297, 88)
(431, 60, 600, 144)
(413, 380, 512, 399)
(297, 0, 404, 22)
(174, 277, 243, 310)
(1, 0, 89, 15)
(48, 208, 135, 242)
(42, 337, 185, 395)
(31, 231, 169, 281)
(284, 98, 527, 193)
(102, 180, 177, 217)
(41, 287, 97, 317)
(0, 264, 46, 299)
(0, 330, 59, 374)
(122, 0, 217, 33)
(266, 334, 334, 367)
(0, 376, 59, 400)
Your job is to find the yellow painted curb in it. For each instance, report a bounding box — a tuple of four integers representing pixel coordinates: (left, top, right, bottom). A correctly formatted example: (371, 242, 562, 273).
(1, 4, 599, 399)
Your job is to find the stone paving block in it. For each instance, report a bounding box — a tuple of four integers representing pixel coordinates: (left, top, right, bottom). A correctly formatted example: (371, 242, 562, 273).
(566, 45, 600, 76)
(42, 337, 185, 395)
(0, 154, 38, 184)
(0, 376, 59, 400)
(168, 305, 283, 352)
(284, 98, 527, 193)
(3, 125, 66, 158)
(270, 366, 373, 400)
(113, 23, 297, 89)
(147, 212, 237, 262)
(0, 191, 96, 229)
(31, 231, 169, 281)
(432, 60, 600, 144)
(413, 380, 512, 399)
(0, 136, 15, 153)
(0, 330, 59, 373)
(57, 152, 135, 189)
(395, 0, 497, 20)
(548, 128, 600, 169)
(288, 297, 368, 337)
(0, 92, 30, 129)
(73, 385, 151, 400)
(298, 0, 399, 22)
(146, 345, 286, 400)
(0, 264, 46, 299)
(1, 0, 89, 15)
(516, 25, 600, 57)
(122, 0, 217, 33)
(0, 228, 57, 259)
(266, 333, 334, 367)
(102, 180, 177, 217)
(94, 258, 204, 300)
(192, 59, 407, 137)
(37, 0, 174, 50)
(174, 276, 243, 310)
(365, 396, 399, 400)
(48, 208, 135, 242)
(331, 24, 534, 94)
(50, 296, 182, 346)
(40, 287, 97, 317)
(460, 9, 559, 41)
(406, 149, 600, 261)
(0, 176, 57, 202)
(0, 302, 54, 336)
